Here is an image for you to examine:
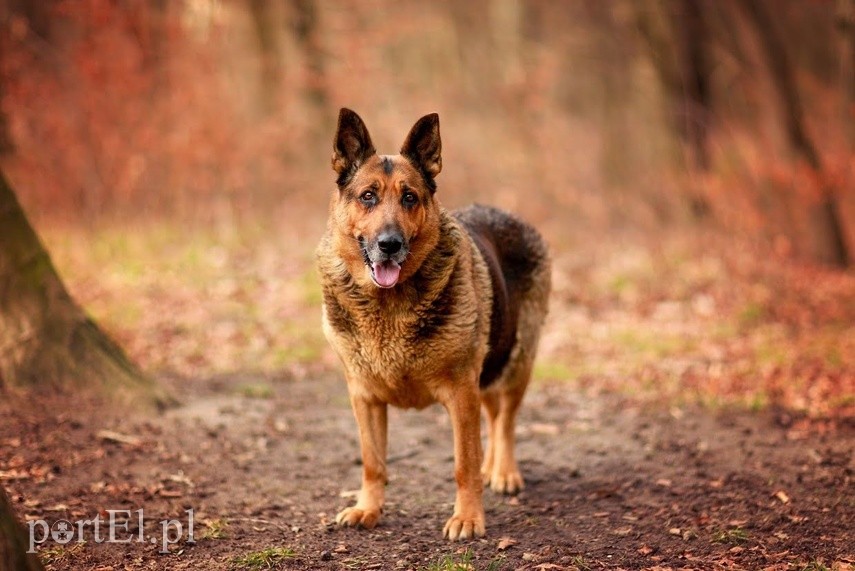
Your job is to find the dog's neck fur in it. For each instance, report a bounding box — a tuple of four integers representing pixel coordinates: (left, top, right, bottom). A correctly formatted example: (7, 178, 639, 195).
(319, 209, 464, 331)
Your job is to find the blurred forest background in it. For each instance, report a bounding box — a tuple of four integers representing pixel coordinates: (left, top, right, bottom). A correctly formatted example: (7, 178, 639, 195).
(2, 0, 854, 252)
(0, 0, 852, 415)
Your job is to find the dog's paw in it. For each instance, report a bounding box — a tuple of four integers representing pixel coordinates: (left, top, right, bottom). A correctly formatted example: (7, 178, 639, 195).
(336, 506, 381, 529)
(442, 513, 486, 541)
(488, 470, 524, 495)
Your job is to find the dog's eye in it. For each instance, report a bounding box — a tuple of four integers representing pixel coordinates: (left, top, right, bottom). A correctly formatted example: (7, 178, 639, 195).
(359, 191, 376, 205)
(402, 191, 418, 208)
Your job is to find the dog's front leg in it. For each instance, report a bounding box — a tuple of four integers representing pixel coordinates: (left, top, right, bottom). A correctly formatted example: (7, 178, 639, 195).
(442, 378, 486, 540)
(336, 393, 388, 529)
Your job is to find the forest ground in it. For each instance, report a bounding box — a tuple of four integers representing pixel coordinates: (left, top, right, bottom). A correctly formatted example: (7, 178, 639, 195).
(1, 216, 853, 571)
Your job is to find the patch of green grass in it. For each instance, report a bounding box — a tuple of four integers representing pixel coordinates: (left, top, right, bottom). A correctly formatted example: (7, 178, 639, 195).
(425, 549, 475, 571)
(608, 274, 633, 295)
(39, 542, 86, 565)
(231, 546, 296, 570)
(825, 347, 843, 368)
(610, 328, 691, 360)
(273, 323, 327, 366)
(746, 391, 769, 412)
(829, 393, 855, 409)
(200, 518, 228, 539)
(754, 338, 788, 368)
(569, 555, 591, 570)
(237, 383, 275, 399)
(712, 527, 750, 545)
(299, 267, 323, 306)
(738, 302, 766, 327)
(533, 361, 578, 382)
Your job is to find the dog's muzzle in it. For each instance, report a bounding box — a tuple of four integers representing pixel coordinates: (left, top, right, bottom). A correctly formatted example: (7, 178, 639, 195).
(359, 230, 408, 288)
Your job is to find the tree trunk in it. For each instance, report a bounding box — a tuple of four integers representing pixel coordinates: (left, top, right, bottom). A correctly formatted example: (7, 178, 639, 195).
(737, 0, 849, 267)
(0, 5, 14, 155)
(0, 171, 170, 406)
(249, 0, 284, 117)
(292, 0, 331, 130)
(0, 80, 12, 156)
(840, 0, 854, 150)
(635, 0, 712, 218)
(0, 486, 45, 571)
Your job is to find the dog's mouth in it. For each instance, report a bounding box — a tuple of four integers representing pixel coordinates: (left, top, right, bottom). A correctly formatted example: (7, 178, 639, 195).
(370, 260, 401, 288)
(359, 238, 403, 288)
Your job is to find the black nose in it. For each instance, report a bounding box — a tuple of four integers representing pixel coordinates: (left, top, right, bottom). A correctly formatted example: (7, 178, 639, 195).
(377, 231, 403, 255)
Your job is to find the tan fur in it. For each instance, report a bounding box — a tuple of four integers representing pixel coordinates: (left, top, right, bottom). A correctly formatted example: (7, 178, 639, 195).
(317, 109, 550, 540)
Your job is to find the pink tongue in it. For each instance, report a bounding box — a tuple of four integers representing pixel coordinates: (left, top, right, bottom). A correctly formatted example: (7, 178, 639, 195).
(372, 260, 401, 288)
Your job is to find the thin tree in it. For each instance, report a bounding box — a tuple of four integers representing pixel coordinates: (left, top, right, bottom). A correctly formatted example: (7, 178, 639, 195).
(635, 0, 712, 218)
(736, 0, 849, 267)
(840, 0, 854, 151)
(0, 170, 168, 405)
(292, 0, 331, 130)
(249, 0, 284, 117)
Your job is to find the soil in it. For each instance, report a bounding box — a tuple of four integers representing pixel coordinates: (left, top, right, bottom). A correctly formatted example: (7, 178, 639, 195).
(1, 373, 853, 571)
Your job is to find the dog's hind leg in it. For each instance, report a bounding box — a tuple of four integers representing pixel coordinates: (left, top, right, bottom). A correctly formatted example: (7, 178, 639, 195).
(480, 391, 499, 484)
(336, 394, 388, 529)
(483, 365, 530, 494)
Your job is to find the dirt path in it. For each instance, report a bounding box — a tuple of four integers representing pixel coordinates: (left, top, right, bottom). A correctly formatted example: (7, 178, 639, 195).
(2, 374, 853, 571)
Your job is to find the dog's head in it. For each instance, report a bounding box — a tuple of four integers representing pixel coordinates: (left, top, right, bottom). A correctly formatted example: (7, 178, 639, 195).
(329, 108, 443, 289)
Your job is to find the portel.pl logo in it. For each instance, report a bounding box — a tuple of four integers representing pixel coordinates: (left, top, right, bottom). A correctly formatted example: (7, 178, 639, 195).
(28, 509, 195, 554)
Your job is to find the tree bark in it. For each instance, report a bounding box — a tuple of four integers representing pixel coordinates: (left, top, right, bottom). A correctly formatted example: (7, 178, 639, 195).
(0, 486, 45, 571)
(0, 170, 170, 406)
(737, 0, 849, 267)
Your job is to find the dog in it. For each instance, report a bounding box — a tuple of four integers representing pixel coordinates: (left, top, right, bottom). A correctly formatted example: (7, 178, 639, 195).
(317, 108, 551, 540)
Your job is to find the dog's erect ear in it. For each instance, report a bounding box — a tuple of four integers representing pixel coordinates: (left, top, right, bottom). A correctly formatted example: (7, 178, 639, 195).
(401, 113, 441, 191)
(332, 108, 376, 186)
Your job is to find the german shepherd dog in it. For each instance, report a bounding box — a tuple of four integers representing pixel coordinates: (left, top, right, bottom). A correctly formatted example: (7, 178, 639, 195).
(317, 109, 551, 540)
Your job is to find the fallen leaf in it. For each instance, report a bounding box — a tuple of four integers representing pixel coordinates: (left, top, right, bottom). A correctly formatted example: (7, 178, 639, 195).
(96, 430, 142, 446)
(497, 536, 517, 551)
(165, 472, 194, 487)
(638, 544, 654, 556)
